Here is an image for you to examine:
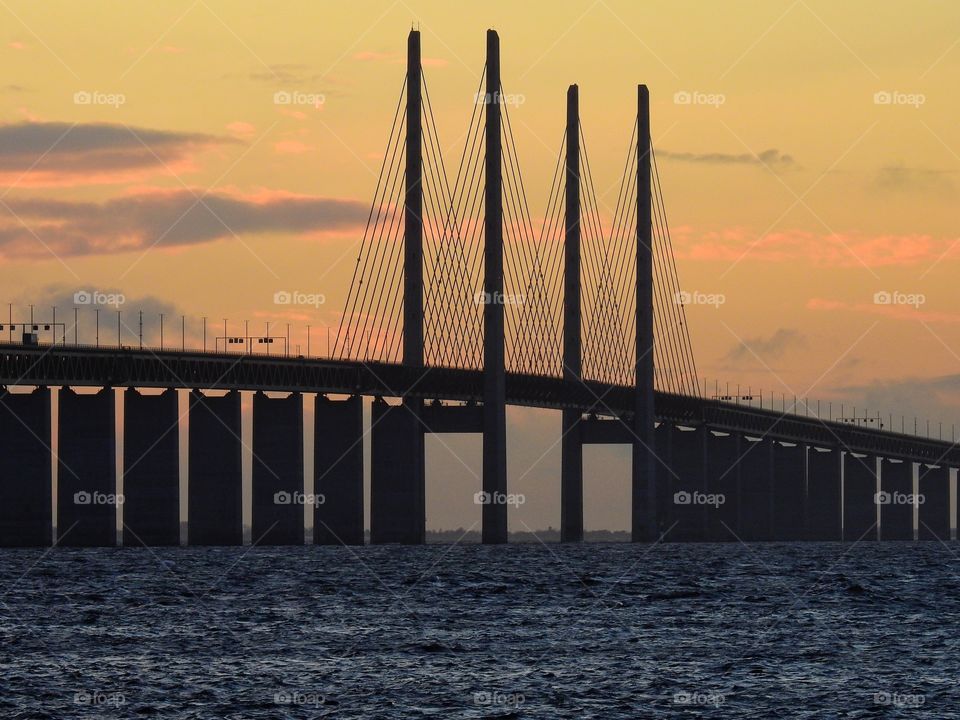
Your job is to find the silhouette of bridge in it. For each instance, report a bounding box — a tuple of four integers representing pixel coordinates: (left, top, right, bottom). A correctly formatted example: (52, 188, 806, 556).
(1, 30, 956, 547)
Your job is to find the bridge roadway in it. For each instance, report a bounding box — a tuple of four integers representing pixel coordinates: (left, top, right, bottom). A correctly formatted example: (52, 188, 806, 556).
(1, 343, 956, 466)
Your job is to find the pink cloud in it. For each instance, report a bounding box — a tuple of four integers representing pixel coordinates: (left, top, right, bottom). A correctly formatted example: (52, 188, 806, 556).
(226, 121, 256, 139)
(674, 227, 959, 268)
(0, 121, 234, 188)
(0, 187, 369, 259)
(274, 140, 314, 155)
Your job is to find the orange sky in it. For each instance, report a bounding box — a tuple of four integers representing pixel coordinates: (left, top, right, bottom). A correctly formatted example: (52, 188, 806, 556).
(2, 1, 959, 529)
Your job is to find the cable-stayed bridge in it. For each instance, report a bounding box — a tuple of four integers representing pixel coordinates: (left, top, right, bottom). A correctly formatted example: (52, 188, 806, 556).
(1, 29, 957, 547)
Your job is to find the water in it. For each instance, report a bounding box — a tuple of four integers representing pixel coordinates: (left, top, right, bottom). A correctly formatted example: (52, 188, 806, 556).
(1, 542, 958, 718)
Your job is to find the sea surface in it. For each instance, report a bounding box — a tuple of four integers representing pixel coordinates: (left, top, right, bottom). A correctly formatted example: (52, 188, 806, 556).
(1, 542, 959, 718)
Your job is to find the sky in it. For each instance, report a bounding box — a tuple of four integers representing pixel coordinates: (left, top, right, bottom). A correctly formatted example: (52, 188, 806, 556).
(2, 1, 959, 532)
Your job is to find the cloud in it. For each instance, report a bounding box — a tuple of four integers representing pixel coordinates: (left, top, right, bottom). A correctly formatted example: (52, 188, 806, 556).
(871, 164, 955, 198)
(658, 148, 795, 168)
(832, 374, 960, 429)
(806, 297, 960, 324)
(672, 226, 959, 267)
(274, 140, 314, 155)
(353, 51, 447, 68)
(724, 328, 805, 363)
(226, 121, 256, 140)
(10, 284, 196, 348)
(248, 63, 326, 85)
(0, 121, 234, 187)
(0, 188, 368, 259)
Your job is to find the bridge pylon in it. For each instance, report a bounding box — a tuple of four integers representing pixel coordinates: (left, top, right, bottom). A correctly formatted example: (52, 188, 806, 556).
(482, 29, 508, 544)
(561, 84, 583, 543)
(370, 28, 426, 544)
(632, 85, 658, 541)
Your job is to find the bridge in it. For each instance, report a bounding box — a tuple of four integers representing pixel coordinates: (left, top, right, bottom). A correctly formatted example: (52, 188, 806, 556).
(0, 30, 956, 547)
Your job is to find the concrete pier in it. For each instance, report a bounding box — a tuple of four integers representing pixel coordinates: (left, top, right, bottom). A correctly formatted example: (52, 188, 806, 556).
(738, 437, 772, 541)
(314, 395, 364, 545)
(57, 387, 117, 547)
(772, 442, 806, 540)
(806, 447, 842, 540)
(666, 426, 707, 542)
(843, 453, 877, 541)
(123, 389, 179, 546)
(705, 431, 740, 541)
(252, 392, 304, 545)
(560, 411, 583, 542)
(652, 421, 672, 539)
(188, 390, 242, 546)
(370, 398, 424, 544)
(918, 464, 949, 541)
(0, 387, 52, 547)
(878, 458, 914, 540)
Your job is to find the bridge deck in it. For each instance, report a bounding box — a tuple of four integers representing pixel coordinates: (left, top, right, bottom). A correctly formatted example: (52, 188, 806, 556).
(1, 343, 956, 465)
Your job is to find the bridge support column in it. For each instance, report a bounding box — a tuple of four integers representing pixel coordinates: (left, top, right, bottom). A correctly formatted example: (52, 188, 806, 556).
(123, 389, 179, 547)
(371, 398, 424, 544)
(57, 387, 116, 547)
(252, 392, 304, 545)
(918, 464, 949, 540)
(879, 458, 914, 540)
(738, 437, 773, 541)
(561, 411, 583, 542)
(666, 425, 707, 541)
(772, 441, 806, 540)
(314, 395, 364, 545)
(631, 84, 657, 542)
(561, 84, 583, 543)
(705, 430, 739, 541)
(652, 421, 671, 539)
(482, 28, 508, 544)
(807, 446, 842, 540)
(843, 453, 877, 541)
(187, 390, 242, 546)
(0, 387, 52, 547)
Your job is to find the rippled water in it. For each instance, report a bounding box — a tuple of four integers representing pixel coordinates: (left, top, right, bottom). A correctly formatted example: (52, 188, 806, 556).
(1, 542, 959, 718)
